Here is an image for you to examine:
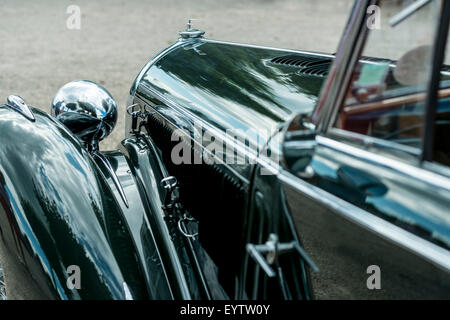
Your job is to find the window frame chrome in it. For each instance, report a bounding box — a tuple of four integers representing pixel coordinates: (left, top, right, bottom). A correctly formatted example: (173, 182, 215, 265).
(314, 0, 450, 174)
(313, 0, 376, 132)
(327, 127, 421, 163)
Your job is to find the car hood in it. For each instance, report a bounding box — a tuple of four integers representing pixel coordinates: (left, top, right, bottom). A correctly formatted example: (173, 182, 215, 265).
(135, 39, 330, 151)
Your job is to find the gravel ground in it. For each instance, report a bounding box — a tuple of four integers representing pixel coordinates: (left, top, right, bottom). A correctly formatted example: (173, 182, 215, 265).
(0, 0, 352, 149)
(0, 0, 353, 299)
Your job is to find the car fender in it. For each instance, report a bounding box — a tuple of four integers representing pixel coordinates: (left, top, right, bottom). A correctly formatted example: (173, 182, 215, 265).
(0, 105, 146, 299)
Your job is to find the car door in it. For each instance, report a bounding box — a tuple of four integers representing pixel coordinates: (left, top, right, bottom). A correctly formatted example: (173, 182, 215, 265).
(243, 0, 450, 299)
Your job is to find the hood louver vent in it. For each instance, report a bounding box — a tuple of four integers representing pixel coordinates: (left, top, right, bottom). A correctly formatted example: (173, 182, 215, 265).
(441, 65, 450, 73)
(360, 56, 393, 64)
(270, 54, 332, 77)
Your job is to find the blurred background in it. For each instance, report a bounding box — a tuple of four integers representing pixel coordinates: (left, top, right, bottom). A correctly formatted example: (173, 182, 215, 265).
(0, 0, 353, 149)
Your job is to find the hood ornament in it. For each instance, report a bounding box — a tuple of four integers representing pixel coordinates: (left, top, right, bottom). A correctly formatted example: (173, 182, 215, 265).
(179, 19, 205, 39)
(6, 95, 35, 121)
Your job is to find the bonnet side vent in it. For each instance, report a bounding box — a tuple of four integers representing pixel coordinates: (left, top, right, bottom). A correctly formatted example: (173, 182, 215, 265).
(270, 54, 332, 77)
(300, 63, 331, 77)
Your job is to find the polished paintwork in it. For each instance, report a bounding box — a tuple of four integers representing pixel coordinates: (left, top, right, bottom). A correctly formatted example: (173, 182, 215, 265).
(131, 40, 330, 186)
(283, 185, 450, 299)
(0, 105, 145, 299)
(135, 39, 328, 154)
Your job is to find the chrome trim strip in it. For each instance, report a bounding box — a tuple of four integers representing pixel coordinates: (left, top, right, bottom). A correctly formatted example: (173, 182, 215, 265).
(277, 169, 450, 271)
(328, 127, 421, 157)
(92, 151, 129, 208)
(316, 135, 450, 192)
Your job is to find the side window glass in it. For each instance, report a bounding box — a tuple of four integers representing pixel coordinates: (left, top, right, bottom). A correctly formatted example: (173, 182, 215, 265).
(334, 0, 438, 149)
(434, 23, 450, 166)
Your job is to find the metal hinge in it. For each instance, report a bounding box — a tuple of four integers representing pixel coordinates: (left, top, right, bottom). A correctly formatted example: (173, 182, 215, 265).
(127, 103, 153, 133)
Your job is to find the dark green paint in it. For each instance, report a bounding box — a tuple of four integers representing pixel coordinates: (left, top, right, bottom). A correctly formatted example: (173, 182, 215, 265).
(137, 40, 327, 150)
(0, 105, 145, 299)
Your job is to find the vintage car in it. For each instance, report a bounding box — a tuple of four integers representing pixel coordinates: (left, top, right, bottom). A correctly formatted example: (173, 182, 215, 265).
(0, 0, 449, 300)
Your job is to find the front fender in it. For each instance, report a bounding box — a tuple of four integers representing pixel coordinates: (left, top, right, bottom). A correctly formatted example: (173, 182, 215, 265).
(0, 105, 145, 299)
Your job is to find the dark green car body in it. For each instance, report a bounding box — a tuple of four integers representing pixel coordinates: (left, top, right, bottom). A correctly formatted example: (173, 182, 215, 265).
(0, 0, 449, 299)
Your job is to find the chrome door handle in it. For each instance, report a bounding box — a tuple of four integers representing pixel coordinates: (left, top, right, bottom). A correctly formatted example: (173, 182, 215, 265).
(246, 234, 319, 278)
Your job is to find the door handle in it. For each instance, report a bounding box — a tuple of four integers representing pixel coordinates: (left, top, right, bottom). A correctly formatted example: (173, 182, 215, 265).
(246, 234, 319, 278)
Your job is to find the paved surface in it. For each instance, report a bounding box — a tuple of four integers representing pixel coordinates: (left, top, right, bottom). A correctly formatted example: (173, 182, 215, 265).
(0, 0, 352, 150)
(0, 0, 353, 299)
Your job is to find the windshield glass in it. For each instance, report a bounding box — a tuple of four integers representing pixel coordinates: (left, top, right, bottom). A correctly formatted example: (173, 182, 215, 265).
(346, 0, 442, 104)
(333, 0, 444, 149)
